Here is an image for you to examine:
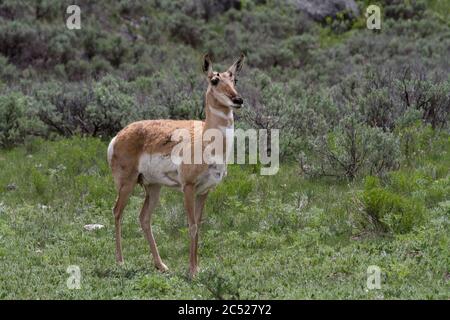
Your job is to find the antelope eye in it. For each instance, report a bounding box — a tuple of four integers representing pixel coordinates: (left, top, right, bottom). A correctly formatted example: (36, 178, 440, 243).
(211, 77, 219, 85)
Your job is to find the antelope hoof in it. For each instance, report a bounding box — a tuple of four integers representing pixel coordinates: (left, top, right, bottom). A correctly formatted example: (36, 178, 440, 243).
(116, 258, 124, 266)
(156, 262, 169, 272)
(189, 266, 200, 279)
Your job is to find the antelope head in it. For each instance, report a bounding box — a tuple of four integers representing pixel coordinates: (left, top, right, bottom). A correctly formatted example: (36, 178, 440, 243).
(203, 53, 245, 109)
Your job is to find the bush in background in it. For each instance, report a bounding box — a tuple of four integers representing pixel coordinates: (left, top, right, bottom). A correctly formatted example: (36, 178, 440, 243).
(301, 116, 400, 180)
(0, 93, 40, 148)
(362, 175, 425, 234)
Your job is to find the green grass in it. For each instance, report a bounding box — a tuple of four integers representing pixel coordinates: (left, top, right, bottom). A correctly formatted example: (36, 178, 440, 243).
(0, 136, 448, 299)
(429, 0, 450, 22)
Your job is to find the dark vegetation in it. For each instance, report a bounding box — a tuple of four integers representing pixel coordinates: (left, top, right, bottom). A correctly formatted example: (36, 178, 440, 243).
(0, 0, 449, 178)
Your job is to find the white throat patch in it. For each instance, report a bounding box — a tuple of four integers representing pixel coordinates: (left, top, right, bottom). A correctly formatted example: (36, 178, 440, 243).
(209, 106, 233, 121)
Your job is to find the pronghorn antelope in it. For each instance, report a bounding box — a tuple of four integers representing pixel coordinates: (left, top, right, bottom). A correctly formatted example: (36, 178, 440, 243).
(107, 54, 245, 277)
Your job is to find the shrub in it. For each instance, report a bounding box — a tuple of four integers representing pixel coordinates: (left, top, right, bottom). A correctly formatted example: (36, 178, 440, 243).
(34, 0, 60, 21)
(0, 21, 43, 66)
(29, 73, 199, 138)
(241, 74, 332, 159)
(128, 67, 203, 120)
(0, 21, 78, 68)
(31, 82, 92, 137)
(281, 34, 318, 67)
(425, 176, 450, 207)
(90, 56, 113, 79)
(335, 66, 450, 131)
(0, 55, 17, 83)
(396, 122, 442, 166)
(405, 79, 450, 129)
(118, 0, 145, 17)
(86, 75, 137, 137)
(82, 27, 105, 60)
(64, 59, 91, 81)
(0, 0, 32, 20)
(182, 0, 242, 21)
(198, 264, 240, 299)
(47, 30, 77, 66)
(362, 176, 425, 234)
(303, 116, 400, 180)
(167, 13, 205, 48)
(0, 93, 35, 148)
(359, 81, 399, 131)
(382, 0, 427, 20)
(98, 36, 131, 68)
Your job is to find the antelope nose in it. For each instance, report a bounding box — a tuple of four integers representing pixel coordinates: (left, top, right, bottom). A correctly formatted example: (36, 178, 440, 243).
(232, 96, 243, 105)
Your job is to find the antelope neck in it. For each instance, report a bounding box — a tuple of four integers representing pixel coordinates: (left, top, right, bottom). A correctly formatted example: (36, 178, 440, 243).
(204, 104, 234, 131)
(203, 102, 234, 164)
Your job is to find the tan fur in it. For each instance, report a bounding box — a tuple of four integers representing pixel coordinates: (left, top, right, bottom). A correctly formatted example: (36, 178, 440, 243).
(110, 120, 203, 184)
(109, 54, 245, 278)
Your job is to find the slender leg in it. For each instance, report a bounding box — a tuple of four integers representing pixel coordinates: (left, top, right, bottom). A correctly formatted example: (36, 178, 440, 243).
(194, 192, 208, 269)
(183, 184, 198, 278)
(113, 182, 135, 264)
(139, 184, 168, 272)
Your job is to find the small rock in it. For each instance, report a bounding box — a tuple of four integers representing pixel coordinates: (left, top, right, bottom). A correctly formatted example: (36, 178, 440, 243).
(84, 224, 105, 231)
(6, 183, 17, 191)
(444, 271, 450, 281)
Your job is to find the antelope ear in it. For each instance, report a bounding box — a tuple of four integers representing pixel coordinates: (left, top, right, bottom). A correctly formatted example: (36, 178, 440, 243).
(228, 53, 245, 77)
(202, 54, 213, 77)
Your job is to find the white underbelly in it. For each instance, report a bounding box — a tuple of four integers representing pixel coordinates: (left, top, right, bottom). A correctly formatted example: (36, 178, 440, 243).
(138, 153, 181, 187)
(138, 153, 227, 194)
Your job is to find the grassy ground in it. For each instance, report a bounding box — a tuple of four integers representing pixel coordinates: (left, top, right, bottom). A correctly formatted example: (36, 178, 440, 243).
(0, 136, 448, 299)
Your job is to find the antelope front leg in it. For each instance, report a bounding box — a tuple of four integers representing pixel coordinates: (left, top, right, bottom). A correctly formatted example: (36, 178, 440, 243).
(183, 184, 198, 278)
